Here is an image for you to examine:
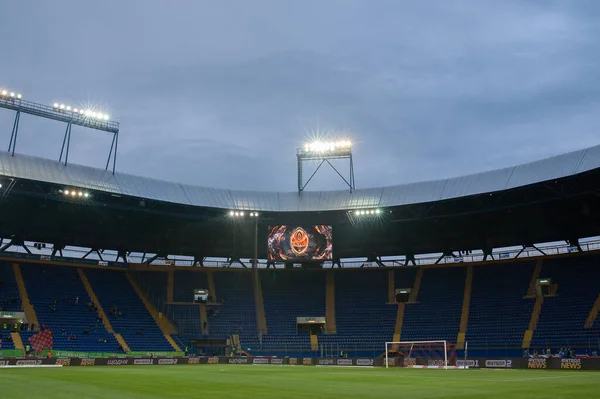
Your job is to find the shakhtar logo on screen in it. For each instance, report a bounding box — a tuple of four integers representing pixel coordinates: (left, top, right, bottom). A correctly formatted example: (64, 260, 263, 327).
(268, 225, 332, 261)
(290, 227, 309, 256)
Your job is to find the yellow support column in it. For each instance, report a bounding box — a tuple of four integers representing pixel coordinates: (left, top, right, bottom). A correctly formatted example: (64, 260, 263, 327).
(326, 271, 337, 334)
(456, 266, 473, 350)
(408, 268, 423, 303)
(12, 263, 39, 331)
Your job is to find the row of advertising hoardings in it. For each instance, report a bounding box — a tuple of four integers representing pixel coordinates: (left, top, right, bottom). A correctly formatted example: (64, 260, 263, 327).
(0, 356, 598, 370)
(455, 357, 594, 369)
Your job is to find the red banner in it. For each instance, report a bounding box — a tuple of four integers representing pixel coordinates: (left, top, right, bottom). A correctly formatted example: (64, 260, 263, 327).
(29, 330, 53, 354)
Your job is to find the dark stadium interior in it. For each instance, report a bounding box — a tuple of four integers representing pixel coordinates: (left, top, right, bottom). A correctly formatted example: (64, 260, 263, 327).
(0, 167, 599, 260)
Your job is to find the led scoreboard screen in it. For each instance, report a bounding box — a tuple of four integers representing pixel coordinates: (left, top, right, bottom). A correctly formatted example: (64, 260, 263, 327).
(267, 225, 333, 261)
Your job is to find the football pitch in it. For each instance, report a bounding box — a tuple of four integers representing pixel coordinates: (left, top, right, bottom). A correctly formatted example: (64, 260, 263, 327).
(1, 365, 599, 398)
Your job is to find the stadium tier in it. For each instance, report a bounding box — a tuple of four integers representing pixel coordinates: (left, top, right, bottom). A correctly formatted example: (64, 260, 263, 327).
(401, 267, 465, 343)
(3, 253, 600, 357)
(0, 263, 20, 350)
(0, 263, 22, 312)
(260, 270, 326, 356)
(466, 262, 535, 356)
(20, 264, 113, 352)
(84, 269, 175, 351)
(318, 269, 396, 357)
(532, 257, 600, 349)
(208, 272, 259, 347)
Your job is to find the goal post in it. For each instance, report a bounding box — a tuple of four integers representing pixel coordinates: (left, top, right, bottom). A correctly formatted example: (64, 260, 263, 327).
(385, 340, 451, 368)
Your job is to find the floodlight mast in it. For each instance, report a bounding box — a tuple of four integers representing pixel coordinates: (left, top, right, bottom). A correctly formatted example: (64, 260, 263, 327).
(297, 140, 355, 193)
(0, 91, 120, 174)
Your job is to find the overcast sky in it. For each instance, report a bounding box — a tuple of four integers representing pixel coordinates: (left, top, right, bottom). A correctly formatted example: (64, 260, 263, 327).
(1, 0, 599, 192)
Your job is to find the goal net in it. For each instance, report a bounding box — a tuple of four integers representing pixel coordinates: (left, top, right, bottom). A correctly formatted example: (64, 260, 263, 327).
(385, 341, 454, 368)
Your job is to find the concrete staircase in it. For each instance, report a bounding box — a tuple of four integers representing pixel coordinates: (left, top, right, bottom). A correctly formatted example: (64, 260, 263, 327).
(12, 263, 39, 331)
(391, 303, 406, 350)
(10, 331, 24, 351)
(584, 294, 600, 328)
(207, 271, 217, 302)
(200, 303, 209, 334)
(255, 273, 268, 334)
(522, 296, 544, 348)
(326, 271, 337, 334)
(78, 268, 131, 352)
(126, 272, 181, 352)
(310, 333, 318, 351)
(387, 270, 395, 303)
(522, 260, 544, 349)
(456, 266, 473, 350)
(526, 259, 543, 298)
(408, 268, 424, 303)
(114, 333, 131, 353)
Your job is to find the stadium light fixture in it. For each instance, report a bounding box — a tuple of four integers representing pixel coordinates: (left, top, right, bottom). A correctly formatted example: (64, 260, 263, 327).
(51, 102, 111, 122)
(1, 87, 22, 100)
(300, 139, 352, 155)
(60, 188, 90, 199)
(353, 208, 382, 216)
(228, 210, 259, 217)
(2, 90, 120, 174)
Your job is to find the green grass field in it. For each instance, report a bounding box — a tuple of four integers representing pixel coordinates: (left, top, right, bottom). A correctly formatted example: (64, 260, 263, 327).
(1, 365, 599, 398)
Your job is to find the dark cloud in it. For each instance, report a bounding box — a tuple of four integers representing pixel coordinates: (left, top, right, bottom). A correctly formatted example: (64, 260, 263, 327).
(1, 0, 599, 191)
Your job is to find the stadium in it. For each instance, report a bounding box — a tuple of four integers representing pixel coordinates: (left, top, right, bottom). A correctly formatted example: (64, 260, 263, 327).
(3, 2, 600, 396)
(1, 86, 600, 397)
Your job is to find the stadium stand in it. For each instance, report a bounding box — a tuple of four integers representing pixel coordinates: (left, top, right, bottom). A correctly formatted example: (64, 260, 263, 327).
(173, 270, 209, 303)
(466, 262, 535, 357)
(208, 271, 259, 351)
(0, 263, 23, 351)
(532, 255, 600, 350)
(0, 262, 22, 312)
(136, 271, 168, 308)
(319, 269, 397, 357)
(19, 264, 113, 352)
(4, 253, 600, 357)
(85, 269, 173, 351)
(401, 267, 465, 344)
(258, 269, 326, 355)
(121, 256, 600, 357)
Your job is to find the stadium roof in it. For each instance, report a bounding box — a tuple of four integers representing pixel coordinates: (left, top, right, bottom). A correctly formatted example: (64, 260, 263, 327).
(1, 145, 600, 212)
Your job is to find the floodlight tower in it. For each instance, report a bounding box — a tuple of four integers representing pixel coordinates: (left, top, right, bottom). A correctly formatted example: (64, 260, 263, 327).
(297, 140, 355, 192)
(0, 87, 120, 174)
